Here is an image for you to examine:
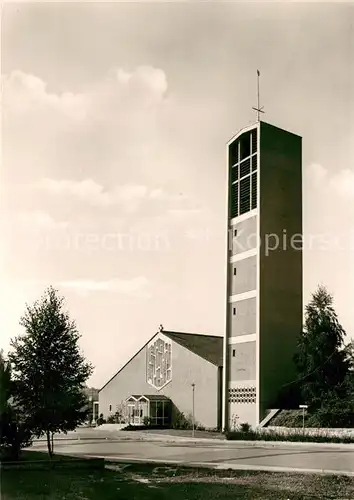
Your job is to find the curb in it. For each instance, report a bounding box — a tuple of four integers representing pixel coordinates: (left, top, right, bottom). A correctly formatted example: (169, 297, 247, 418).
(93, 455, 354, 477)
(132, 434, 354, 449)
(34, 437, 113, 443)
(33, 435, 354, 450)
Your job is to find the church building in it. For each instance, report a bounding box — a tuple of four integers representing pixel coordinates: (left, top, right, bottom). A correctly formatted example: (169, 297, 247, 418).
(99, 107, 303, 432)
(99, 328, 223, 430)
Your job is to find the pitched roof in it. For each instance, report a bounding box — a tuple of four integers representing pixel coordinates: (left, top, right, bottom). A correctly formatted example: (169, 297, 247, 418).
(162, 331, 223, 367)
(99, 329, 223, 392)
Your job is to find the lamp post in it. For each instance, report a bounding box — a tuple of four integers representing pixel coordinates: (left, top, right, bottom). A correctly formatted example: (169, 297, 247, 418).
(191, 383, 195, 438)
(299, 405, 308, 433)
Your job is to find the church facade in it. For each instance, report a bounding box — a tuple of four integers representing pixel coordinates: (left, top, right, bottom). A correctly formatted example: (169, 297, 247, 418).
(99, 329, 223, 430)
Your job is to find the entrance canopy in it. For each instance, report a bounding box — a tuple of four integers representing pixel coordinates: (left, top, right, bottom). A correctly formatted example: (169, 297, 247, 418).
(125, 394, 171, 426)
(126, 394, 170, 402)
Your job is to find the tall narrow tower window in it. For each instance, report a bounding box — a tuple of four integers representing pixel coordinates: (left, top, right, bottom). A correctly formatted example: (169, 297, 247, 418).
(251, 130, 257, 154)
(231, 166, 239, 182)
(240, 176, 251, 214)
(252, 155, 257, 172)
(228, 127, 258, 219)
(230, 183, 239, 218)
(229, 140, 239, 166)
(251, 172, 257, 210)
(240, 158, 251, 178)
(240, 132, 251, 160)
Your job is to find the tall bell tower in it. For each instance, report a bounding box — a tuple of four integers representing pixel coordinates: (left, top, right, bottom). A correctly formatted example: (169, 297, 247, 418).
(222, 119, 303, 429)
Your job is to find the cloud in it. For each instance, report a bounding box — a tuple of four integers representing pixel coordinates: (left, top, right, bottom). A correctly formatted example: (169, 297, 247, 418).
(307, 163, 328, 185)
(167, 208, 202, 217)
(329, 168, 354, 198)
(15, 211, 68, 231)
(149, 189, 187, 202)
(2, 65, 171, 184)
(307, 163, 354, 199)
(27, 178, 200, 216)
(57, 276, 151, 298)
(2, 66, 167, 122)
(32, 178, 148, 210)
(113, 66, 168, 97)
(2, 70, 87, 120)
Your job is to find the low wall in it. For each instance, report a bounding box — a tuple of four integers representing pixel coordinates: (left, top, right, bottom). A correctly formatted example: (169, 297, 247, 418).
(262, 426, 354, 438)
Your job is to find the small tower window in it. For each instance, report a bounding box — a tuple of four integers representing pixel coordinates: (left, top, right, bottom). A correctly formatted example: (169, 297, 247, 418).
(232, 349, 236, 357)
(109, 404, 112, 412)
(234, 229, 238, 237)
(233, 307, 236, 315)
(233, 267, 237, 276)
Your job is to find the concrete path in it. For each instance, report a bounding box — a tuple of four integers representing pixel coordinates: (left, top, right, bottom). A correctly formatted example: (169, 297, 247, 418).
(32, 432, 354, 476)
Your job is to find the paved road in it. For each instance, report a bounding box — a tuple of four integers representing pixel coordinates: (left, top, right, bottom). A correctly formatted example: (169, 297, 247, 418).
(34, 428, 223, 441)
(32, 433, 354, 474)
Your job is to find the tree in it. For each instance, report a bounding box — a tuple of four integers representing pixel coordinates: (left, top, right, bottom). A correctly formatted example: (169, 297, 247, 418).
(0, 351, 32, 460)
(344, 339, 354, 371)
(294, 286, 351, 418)
(270, 379, 302, 410)
(0, 350, 11, 415)
(9, 286, 93, 458)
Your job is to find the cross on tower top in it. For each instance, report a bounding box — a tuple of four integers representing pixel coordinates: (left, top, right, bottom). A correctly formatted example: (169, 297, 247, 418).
(252, 69, 265, 121)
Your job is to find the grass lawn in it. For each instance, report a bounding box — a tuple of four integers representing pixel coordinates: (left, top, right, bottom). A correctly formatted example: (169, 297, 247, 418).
(8, 450, 79, 462)
(1, 457, 354, 499)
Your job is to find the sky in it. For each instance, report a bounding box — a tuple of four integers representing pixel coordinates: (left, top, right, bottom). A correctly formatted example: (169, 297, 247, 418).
(1, 1, 353, 388)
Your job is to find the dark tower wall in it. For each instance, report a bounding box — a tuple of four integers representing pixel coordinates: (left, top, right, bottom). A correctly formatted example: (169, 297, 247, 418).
(259, 122, 303, 420)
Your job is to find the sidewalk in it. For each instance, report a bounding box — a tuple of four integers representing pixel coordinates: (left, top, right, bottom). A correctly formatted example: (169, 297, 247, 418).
(33, 429, 354, 450)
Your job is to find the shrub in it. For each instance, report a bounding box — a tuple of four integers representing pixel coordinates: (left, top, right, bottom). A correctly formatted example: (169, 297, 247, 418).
(96, 414, 106, 426)
(240, 422, 252, 433)
(171, 409, 205, 431)
(307, 400, 354, 428)
(0, 352, 33, 461)
(0, 405, 33, 461)
(172, 409, 192, 429)
(270, 409, 311, 428)
(121, 424, 135, 431)
(143, 416, 151, 427)
(225, 429, 354, 444)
